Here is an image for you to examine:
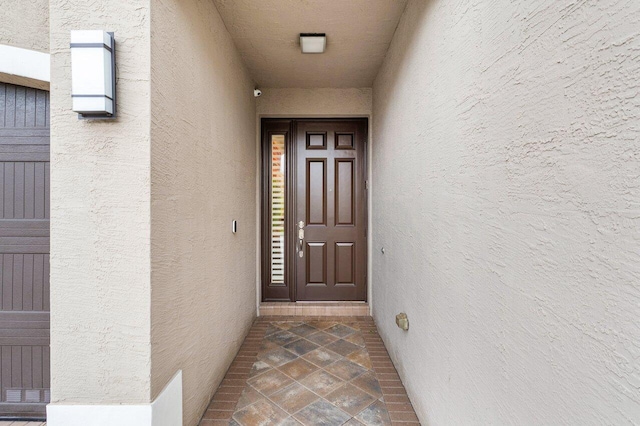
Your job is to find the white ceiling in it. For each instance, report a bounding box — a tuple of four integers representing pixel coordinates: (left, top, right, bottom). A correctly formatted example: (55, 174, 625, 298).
(213, 0, 408, 88)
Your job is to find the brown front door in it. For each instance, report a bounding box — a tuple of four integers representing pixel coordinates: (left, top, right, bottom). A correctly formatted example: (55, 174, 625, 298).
(262, 118, 367, 301)
(0, 83, 50, 418)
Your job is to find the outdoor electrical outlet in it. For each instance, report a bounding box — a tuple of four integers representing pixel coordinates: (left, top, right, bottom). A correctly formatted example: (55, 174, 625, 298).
(396, 313, 409, 331)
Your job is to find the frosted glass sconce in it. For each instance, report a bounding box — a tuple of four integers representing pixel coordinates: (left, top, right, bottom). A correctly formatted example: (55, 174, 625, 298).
(70, 30, 116, 119)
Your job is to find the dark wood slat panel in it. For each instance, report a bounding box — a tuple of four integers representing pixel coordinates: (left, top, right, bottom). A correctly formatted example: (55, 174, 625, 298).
(4, 162, 14, 218)
(11, 347, 21, 388)
(0, 83, 49, 418)
(14, 87, 26, 128)
(43, 255, 49, 311)
(35, 91, 46, 128)
(0, 220, 50, 237)
(34, 163, 44, 219)
(0, 140, 50, 149)
(24, 163, 35, 219)
(0, 330, 49, 338)
(0, 323, 49, 330)
(25, 89, 36, 128)
(2, 255, 12, 310)
(0, 128, 49, 137)
(32, 255, 43, 311)
(23, 254, 33, 311)
(14, 163, 25, 219)
(0, 84, 5, 127)
(0, 247, 49, 254)
(0, 237, 50, 245)
(13, 255, 23, 310)
(44, 163, 49, 220)
(42, 347, 49, 389)
(0, 256, 52, 309)
(32, 347, 42, 389)
(22, 346, 32, 390)
(5, 85, 16, 127)
(0, 154, 49, 162)
(0, 164, 3, 215)
(2, 346, 11, 398)
(0, 146, 50, 154)
(45, 92, 50, 127)
(0, 311, 49, 321)
(0, 402, 48, 415)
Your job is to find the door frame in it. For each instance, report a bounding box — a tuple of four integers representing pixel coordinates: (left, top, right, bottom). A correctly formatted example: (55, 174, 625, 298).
(260, 117, 369, 302)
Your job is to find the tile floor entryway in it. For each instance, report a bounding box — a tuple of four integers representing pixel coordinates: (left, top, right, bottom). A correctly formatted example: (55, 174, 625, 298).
(200, 316, 420, 426)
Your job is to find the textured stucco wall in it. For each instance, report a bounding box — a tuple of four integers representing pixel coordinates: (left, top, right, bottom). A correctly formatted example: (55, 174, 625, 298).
(150, 0, 257, 424)
(372, 0, 640, 424)
(49, 0, 151, 404)
(0, 0, 49, 52)
(257, 88, 371, 117)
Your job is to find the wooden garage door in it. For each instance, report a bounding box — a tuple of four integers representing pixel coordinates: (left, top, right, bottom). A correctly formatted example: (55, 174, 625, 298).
(0, 83, 50, 419)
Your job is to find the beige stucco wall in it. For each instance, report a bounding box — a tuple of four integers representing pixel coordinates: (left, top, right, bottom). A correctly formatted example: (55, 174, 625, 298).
(150, 0, 257, 424)
(257, 88, 371, 117)
(372, 0, 640, 424)
(0, 0, 49, 52)
(49, 0, 151, 405)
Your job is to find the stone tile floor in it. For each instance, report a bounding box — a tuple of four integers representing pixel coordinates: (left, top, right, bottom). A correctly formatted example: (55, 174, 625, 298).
(200, 316, 420, 426)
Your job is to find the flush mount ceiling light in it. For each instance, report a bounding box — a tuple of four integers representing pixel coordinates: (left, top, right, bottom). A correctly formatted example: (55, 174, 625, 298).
(300, 33, 326, 54)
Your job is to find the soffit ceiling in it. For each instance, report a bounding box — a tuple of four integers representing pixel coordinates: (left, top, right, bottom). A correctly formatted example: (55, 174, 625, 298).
(212, 0, 408, 88)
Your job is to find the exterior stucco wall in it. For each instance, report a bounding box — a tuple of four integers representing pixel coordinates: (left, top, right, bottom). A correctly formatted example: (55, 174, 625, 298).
(372, 0, 640, 424)
(150, 0, 257, 424)
(49, 0, 151, 404)
(257, 88, 372, 117)
(0, 0, 49, 52)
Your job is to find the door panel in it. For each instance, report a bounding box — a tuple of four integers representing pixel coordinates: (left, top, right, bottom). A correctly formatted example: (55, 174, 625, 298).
(306, 242, 327, 285)
(335, 159, 355, 225)
(295, 119, 367, 301)
(306, 159, 327, 225)
(0, 83, 50, 418)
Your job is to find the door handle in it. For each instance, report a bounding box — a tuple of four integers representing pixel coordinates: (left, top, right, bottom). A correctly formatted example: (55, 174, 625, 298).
(298, 221, 305, 257)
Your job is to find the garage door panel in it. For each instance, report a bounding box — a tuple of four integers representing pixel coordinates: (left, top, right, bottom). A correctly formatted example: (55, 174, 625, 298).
(0, 83, 49, 418)
(1, 161, 49, 220)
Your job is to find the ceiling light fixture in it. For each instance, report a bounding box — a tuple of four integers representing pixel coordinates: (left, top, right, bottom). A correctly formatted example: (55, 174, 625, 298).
(300, 33, 326, 54)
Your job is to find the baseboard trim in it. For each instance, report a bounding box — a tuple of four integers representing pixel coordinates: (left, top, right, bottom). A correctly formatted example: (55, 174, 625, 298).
(46, 371, 182, 426)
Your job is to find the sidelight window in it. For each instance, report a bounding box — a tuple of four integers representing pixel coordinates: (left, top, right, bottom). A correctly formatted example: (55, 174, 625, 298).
(270, 135, 286, 284)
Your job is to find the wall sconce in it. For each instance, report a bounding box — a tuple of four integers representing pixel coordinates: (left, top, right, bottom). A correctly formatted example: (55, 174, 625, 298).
(300, 33, 326, 54)
(70, 30, 116, 119)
